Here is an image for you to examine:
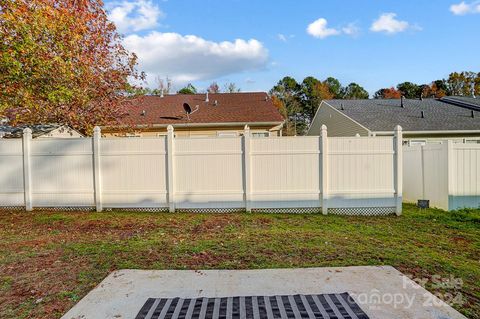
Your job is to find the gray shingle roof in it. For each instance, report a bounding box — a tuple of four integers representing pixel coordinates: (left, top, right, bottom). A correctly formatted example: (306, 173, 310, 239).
(324, 98, 480, 132)
(441, 96, 480, 110)
(0, 124, 66, 138)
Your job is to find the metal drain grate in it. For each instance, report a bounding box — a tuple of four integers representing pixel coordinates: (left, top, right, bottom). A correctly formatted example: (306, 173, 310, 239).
(135, 293, 369, 319)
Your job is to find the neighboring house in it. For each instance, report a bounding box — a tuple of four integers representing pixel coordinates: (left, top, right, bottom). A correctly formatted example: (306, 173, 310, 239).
(307, 97, 480, 144)
(0, 124, 83, 139)
(102, 92, 285, 137)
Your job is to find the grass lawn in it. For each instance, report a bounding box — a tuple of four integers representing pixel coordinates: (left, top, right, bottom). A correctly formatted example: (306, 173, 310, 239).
(0, 204, 479, 319)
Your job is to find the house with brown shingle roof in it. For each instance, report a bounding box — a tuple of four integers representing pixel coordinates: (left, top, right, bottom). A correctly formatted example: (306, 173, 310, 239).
(102, 92, 285, 137)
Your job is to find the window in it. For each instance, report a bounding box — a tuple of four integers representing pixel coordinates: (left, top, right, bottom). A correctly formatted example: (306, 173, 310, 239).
(251, 132, 269, 138)
(408, 140, 427, 146)
(465, 139, 480, 144)
(125, 133, 141, 138)
(217, 131, 238, 137)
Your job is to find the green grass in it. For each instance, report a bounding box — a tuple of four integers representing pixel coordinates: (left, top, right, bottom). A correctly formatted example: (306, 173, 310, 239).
(0, 204, 479, 318)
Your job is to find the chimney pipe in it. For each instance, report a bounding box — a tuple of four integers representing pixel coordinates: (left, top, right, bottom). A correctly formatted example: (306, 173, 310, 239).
(205, 91, 209, 102)
(160, 90, 164, 98)
(472, 110, 475, 118)
(421, 111, 425, 118)
(401, 95, 405, 108)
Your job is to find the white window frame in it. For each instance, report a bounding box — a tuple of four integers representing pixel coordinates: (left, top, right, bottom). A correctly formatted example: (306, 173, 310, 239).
(251, 131, 269, 138)
(217, 131, 239, 137)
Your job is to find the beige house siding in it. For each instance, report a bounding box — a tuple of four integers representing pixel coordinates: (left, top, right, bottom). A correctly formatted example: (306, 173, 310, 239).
(307, 101, 370, 136)
(103, 124, 282, 138)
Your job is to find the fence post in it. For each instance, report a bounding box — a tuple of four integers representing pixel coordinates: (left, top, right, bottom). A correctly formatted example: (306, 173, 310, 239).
(394, 125, 403, 216)
(22, 128, 33, 211)
(446, 140, 454, 210)
(320, 125, 328, 215)
(167, 125, 175, 212)
(93, 126, 103, 212)
(243, 125, 252, 212)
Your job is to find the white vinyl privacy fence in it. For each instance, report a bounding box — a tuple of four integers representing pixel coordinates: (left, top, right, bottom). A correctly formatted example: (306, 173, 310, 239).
(403, 141, 480, 211)
(0, 125, 403, 215)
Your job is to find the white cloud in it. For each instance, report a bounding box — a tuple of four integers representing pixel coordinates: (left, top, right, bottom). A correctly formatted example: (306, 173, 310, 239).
(342, 23, 360, 37)
(123, 32, 269, 84)
(307, 18, 340, 39)
(277, 34, 288, 42)
(277, 33, 295, 42)
(370, 13, 411, 34)
(107, 0, 164, 33)
(450, 1, 480, 15)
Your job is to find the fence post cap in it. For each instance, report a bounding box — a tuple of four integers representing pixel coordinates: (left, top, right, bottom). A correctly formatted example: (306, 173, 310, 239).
(321, 124, 327, 130)
(23, 127, 32, 133)
(93, 126, 101, 133)
(394, 125, 402, 132)
(244, 124, 250, 130)
(167, 125, 174, 132)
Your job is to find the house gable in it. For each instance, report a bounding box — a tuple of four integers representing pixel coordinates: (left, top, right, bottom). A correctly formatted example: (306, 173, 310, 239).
(307, 101, 370, 136)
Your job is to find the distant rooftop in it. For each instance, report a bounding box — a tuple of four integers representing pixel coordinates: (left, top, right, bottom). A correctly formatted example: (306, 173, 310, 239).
(324, 98, 480, 132)
(120, 92, 284, 127)
(0, 124, 72, 138)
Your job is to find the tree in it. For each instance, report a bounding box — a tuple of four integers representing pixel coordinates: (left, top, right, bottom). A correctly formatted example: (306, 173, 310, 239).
(419, 79, 448, 98)
(324, 77, 343, 98)
(342, 83, 369, 99)
(301, 76, 334, 125)
(177, 83, 197, 94)
(397, 82, 421, 99)
(0, 0, 143, 134)
(270, 76, 302, 135)
(207, 82, 220, 93)
(153, 76, 172, 96)
(446, 72, 478, 96)
(224, 82, 241, 93)
(374, 87, 402, 99)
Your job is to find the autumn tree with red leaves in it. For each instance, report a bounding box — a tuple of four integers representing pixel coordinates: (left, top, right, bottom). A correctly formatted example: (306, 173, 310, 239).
(374, 87, 402, 99)
(0, 0, 144, 134)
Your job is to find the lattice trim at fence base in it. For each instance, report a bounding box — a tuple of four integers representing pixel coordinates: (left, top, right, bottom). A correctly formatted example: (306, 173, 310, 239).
(33, 206, 96, 212)
(252, 207, 322, 214)
(104, 207, 170, 213)
(328, 207, 396, 216)
(176, 207, 246, 213)
(0, 206, 25, 211)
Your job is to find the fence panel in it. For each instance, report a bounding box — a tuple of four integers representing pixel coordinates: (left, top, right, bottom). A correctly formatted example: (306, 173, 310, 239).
(328, 137, 396, 210)
(101, 137, 168, 208)
(174, 137, 244, 209)
(403, 142, 480, 211)
(0, 126, 402, 214)
(30, 138, 94, 207)
(449, 143, 480, 210)
(0, 139, 24, 206)
(250, 137, 321, 209)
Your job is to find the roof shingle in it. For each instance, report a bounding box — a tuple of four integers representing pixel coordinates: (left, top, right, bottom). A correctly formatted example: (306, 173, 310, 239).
(122, 92, 284, 126)
(324, 98, 480, 132)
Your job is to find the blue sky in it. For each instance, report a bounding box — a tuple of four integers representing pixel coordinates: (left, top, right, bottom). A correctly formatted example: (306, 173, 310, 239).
(106, 0, 480, 95)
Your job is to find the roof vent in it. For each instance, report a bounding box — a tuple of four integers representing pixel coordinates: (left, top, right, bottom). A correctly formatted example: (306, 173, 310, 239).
(340, 103, 344, 110)
(264, 96, 268, 101)
(141, 110, 146, 116)
(420, 93, 423, 101)
(160, 90, 164, 98)
(401, 95, 405, 108)
(214, 100, 218, 106)
(205, 92, 209, 102)
(472, 110, 475, 118)
(421, 111, 425, 118)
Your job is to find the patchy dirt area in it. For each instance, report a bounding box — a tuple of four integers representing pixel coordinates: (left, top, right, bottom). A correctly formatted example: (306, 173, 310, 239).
(0, 205, 479, 319)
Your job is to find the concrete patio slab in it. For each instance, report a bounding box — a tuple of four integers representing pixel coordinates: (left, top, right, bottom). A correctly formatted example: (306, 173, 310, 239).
(62, 266, 466, 319)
